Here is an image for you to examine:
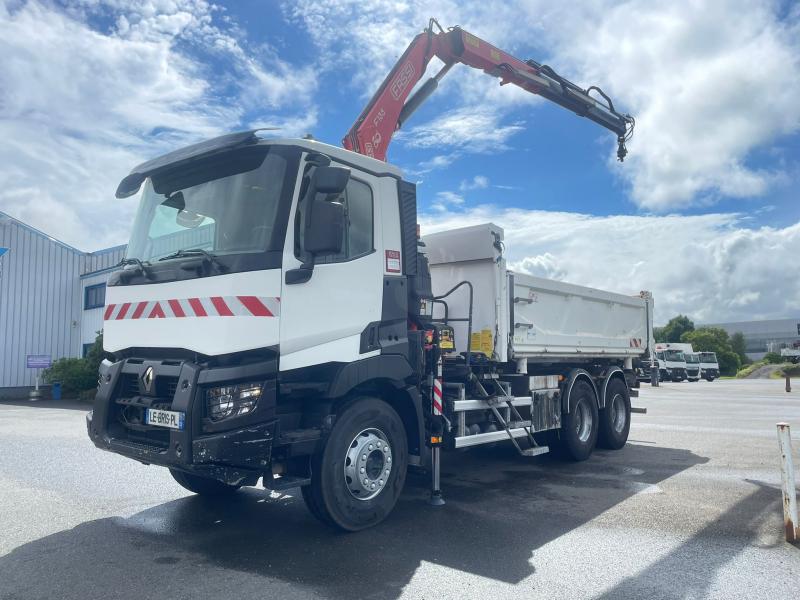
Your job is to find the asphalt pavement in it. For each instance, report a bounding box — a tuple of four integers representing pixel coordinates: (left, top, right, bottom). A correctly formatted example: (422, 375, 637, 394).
(1, 379, 799, 599)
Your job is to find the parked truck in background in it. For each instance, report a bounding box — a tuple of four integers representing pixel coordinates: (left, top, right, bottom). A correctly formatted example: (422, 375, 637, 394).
(697, 352, 720, 381)
(780, 342, 800, 364)
(86, 20, 640, 530)
(655, 343, 688, 382)
(657, 343, 700, 381)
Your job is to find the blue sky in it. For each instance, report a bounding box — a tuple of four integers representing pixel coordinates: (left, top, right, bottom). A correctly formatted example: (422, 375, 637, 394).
(1, 0, 799, 323)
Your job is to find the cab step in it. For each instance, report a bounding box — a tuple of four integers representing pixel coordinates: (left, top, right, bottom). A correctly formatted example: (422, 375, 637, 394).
(520, 446, 550, 457)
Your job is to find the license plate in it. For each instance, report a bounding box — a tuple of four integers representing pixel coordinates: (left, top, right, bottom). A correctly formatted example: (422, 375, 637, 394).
(145, 408, 185, 430)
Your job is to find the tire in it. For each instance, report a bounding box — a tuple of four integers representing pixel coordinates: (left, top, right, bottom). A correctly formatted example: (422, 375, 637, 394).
(169, 469, 241, 496)
(706, 376, 715, 382)
(598, 378, 631, 450)
(557, 380, 599, 461)
(303, 396, 408, 531)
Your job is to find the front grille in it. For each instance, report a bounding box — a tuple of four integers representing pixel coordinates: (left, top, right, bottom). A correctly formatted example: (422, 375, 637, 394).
(158, 376, 179, 399)
(112, 367, 181, 450)
(115, 438, 168, 454)
(120, 373, 140, 397)
(118, 373, 179, 400)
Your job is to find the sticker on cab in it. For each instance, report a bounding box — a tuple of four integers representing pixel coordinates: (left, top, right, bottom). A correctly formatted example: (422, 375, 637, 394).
(385, 250, 401, 273)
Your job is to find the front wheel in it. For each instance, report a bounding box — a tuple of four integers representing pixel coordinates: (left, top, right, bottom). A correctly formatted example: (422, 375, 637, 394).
(598, 378, 631, 450)
(169, 469, 241, 496)
(303, 396, 408, 531)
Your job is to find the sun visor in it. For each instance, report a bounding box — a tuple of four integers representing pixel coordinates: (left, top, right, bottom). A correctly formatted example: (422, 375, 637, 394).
(115, 130, 262, 198)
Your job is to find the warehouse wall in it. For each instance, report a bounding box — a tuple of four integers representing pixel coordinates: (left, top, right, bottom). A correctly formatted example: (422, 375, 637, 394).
(0, 213, 83, 387)
(710, 318, 800, 361)
(80, 270, 114, 350)
(79, 246, 127, 352)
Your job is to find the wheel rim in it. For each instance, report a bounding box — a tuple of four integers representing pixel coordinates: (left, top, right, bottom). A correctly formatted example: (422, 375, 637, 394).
(344, 428, 392, 501)
(575, 399, 593, 443)
(610, 393, 627, 433)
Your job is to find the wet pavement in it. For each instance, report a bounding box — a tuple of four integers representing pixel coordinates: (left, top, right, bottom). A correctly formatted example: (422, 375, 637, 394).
(1, 379, 798, 599)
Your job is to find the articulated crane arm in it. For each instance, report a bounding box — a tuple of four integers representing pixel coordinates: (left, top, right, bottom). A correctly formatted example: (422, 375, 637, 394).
(343, 19, 634, 162)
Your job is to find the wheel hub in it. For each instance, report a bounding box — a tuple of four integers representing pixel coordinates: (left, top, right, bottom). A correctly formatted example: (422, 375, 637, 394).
(344, 428, 392, 501)
(576, 399, 593, 443)
(610, 393, 626, 433)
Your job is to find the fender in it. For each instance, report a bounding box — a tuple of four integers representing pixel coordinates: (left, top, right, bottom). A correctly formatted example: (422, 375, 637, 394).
(599, 367, 625, 410)
(326, 354, 413, 398)
(326, 355, 425, 462)
(563, 368, 599, 414)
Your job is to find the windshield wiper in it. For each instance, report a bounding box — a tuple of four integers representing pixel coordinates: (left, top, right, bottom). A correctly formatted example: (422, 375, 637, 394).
(118, 257, 151, 269)
(158, 248, 228, 271)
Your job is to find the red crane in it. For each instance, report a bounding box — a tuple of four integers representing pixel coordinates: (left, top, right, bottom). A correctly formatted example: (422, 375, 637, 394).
(343, 19, 634, 162)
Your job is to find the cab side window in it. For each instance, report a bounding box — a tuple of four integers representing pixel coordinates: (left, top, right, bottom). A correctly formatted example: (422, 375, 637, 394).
(296, 176, 374, 264)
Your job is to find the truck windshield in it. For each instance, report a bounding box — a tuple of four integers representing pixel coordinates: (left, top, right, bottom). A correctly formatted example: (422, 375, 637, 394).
(686, 354, 699, 363)
(126, 146, 297, 265)
(664, 350, 685, 362)
(699, 352, 717, 363)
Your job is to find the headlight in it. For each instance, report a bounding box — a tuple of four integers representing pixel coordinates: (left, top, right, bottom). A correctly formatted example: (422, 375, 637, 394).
(206, 382, 263, 421)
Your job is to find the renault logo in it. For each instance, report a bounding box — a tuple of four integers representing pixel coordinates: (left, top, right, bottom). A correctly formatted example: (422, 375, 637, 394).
(142, 367, 154, 393)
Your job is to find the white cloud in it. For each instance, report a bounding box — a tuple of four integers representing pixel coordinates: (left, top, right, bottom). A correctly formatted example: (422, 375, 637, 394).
(460, 175, 490, 192)
(430, 190, 464, 212)
(395, 107, 525, 153)
(532, 0, 800, 210)
(0, 0, 317, 250)
(286, 0, 800, 210)
(419, 205, 800, 323)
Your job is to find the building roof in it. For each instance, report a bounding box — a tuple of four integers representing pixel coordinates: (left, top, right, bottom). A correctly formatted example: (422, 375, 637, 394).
(0, 210, 125, 275)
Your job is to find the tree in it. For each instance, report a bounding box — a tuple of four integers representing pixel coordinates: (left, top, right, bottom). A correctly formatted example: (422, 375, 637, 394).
(656, 315, 695, 343)
(43, 331, 104, 396)
(730, 332, 748, 364)
(681, 327, 741, 376)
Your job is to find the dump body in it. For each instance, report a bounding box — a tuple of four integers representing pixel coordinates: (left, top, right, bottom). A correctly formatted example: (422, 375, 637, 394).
(511, 274, 650, 360)
(423, 223, 652, 363)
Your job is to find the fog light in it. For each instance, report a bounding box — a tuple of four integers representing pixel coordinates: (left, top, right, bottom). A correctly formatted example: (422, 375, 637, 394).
(206, 382, 263, 421)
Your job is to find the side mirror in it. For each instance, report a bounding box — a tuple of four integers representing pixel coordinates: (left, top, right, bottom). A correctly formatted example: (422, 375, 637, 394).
(305, 199, 344, 255)
(313, 166, 350, 194)
(285, 164, 349, 285)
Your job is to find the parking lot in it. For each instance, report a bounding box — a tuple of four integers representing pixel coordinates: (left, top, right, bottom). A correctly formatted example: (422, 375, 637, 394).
(1, 379, 798, 599)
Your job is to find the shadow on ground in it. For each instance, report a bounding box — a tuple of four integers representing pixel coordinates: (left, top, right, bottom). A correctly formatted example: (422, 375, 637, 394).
(0, 443, 717, 599)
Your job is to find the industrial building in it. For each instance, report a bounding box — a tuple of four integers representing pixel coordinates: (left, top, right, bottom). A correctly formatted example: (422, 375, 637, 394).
(709, 318, 800, 361)
(0, 211, 125, 394)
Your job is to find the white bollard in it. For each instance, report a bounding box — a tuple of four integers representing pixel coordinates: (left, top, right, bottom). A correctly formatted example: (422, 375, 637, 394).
(777, 423, 799, 542)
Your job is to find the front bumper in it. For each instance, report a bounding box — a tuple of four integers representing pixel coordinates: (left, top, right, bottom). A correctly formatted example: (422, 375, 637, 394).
(87, 356, 277, 486)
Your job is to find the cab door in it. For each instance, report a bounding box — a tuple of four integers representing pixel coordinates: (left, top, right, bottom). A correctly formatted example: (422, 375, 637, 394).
(279, 156, 385, 372)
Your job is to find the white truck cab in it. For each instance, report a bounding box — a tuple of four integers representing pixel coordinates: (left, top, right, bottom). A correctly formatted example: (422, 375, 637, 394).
(655, 343, 688, 381)
(684, 353, 701, 381)
(698, 352, 720, 381)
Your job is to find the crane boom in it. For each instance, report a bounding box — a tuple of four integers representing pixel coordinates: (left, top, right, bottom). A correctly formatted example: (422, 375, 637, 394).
(342, 19, 634, 162)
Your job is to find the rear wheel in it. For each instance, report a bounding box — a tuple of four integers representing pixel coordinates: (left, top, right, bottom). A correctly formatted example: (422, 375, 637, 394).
(556, 380, 598, 461)
(598, 378, 631, 450)
(169, 469, 241, 496)
(303, 396, 407, 531)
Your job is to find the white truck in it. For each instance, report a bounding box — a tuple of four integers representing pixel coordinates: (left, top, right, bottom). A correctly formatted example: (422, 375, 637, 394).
(655, 343, 688, 382)
(86, 21, 641, 530)
(657, 343, 700, 381)
(698, 352, 720, 380)
(780, 342, 800, 364)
